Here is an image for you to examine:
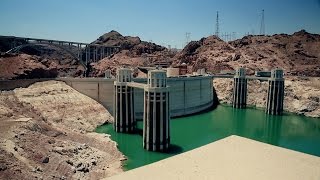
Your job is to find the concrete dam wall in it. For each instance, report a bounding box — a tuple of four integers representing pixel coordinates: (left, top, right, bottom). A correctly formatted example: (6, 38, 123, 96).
(0, 76, 215, 118)
(60, 76, 215, 118)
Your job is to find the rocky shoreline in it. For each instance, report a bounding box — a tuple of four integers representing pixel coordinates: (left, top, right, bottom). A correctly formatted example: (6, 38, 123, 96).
(0, 81, 124, 180)
(213, 76, 320, 118)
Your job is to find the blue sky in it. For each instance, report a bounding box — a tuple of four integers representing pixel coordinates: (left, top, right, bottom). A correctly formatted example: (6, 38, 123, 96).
(0, 0, 319, 48)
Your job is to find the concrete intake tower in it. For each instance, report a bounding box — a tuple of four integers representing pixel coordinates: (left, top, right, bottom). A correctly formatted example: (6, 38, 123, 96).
(114, 68, 135, 133)
(266, 69, 285, 115)
(143, 70, 170, 152)
(232, 68, 248, 108)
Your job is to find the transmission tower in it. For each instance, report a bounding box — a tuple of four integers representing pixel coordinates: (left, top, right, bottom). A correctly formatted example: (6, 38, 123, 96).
(215, 11, 220, 37)
(232, 32, 236, 40)
(260, 9, 265, 35)
(185, 32, 191, 46)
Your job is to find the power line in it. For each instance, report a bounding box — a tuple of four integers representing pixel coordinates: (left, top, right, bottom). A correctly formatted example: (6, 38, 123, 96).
(260, 9, 265, 35)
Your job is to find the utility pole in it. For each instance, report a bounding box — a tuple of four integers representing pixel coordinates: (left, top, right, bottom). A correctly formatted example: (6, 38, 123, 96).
(215, 11, 220, 38)
(260, 9, 265, 35)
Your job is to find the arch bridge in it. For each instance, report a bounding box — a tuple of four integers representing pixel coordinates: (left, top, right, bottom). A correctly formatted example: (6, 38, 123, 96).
(1, 35, 121, 66)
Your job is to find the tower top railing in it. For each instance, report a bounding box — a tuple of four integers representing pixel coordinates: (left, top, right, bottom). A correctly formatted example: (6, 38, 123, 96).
(270, 69, 284, 80)
(147, 70, 167, 88)
(234, 68, 246, 78)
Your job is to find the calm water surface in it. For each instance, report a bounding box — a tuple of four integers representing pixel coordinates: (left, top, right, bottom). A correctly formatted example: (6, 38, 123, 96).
(96, 104, 320, 170)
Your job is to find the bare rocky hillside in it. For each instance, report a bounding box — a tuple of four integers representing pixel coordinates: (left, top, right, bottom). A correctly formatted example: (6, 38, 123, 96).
(89, 31, 173, 77)
(173, 30, 320, 76)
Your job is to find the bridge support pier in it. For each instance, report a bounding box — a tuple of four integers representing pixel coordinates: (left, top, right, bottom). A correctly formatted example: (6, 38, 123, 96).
(93, 47, 97, 62)
(143, 70, 170, 152)
(233, 68, 247, 108)
(114, 68, 135, 133)
(85, 45, 89, 65)
(266, 69, 284, 115)
(102, 47, 105, 59)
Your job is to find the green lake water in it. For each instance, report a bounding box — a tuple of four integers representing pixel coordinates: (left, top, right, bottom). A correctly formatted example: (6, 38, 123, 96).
(96, 104, 320, 170)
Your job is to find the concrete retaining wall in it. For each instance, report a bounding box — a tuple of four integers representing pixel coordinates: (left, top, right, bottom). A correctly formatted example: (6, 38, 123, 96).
(0, 76, 215, 118)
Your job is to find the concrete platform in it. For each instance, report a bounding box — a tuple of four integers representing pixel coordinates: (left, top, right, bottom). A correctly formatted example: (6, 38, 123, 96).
(107, 135, 320, 180)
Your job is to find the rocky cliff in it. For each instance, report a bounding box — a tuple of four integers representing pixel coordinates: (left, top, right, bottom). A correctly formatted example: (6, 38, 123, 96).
(0, 81, 124, 179)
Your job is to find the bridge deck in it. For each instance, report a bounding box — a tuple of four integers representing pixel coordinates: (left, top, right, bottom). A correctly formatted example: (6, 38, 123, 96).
(0, 35, 120, 48)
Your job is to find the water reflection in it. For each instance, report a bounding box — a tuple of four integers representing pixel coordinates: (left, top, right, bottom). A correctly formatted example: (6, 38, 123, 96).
(231, 107, 282, 145)
(263, 114, 282, 145)
(232, 108, 247, 136)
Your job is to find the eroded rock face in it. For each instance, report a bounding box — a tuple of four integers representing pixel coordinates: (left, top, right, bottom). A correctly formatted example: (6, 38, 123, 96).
(213, 77, 320, 118)
(0, 81, 124, 180)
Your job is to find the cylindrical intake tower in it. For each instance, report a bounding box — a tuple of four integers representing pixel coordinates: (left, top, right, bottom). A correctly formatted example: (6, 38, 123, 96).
(114, 68, 135, 133)
(143, 70, 170, 152)
(266, 69, 285, 115)
(232, 68, 248, 108)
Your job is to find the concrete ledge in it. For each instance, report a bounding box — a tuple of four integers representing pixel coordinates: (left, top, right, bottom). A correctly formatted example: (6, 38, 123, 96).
(107, 135, 320, 180)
